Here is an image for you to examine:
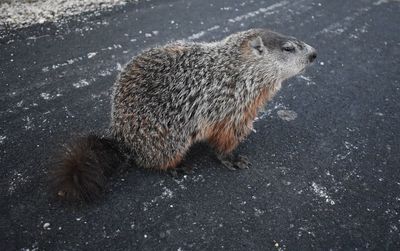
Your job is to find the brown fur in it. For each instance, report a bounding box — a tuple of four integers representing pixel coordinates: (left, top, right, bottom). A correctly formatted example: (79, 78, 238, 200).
(159, 154, 184, 170)
(239, 34, 258, 57)
(242, 87, 270, 129)
(207, 87, 270, 154)
(165, 45, 188, 54)
(208, 119, 239, 154)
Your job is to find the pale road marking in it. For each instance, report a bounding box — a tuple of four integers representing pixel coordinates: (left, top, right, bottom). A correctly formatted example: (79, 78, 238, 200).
(41, 44, 122, 73)
(374, 0, 400, 5)
(315, 6, 372, 37)
(0, 135, 6, 144)
(227, 1, 289, 23)
(186, 0, 291, 41)
(187, 25, 220, 40)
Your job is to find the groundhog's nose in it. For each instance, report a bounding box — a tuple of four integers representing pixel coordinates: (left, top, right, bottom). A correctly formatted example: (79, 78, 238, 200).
(308, 51, 317, 63)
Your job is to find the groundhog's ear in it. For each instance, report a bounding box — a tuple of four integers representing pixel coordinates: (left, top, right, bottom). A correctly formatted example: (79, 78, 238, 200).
(249, 36, 265, 55)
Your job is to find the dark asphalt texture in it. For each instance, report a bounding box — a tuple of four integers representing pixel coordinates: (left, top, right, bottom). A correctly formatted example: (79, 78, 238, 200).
(1, 0, 400, 250)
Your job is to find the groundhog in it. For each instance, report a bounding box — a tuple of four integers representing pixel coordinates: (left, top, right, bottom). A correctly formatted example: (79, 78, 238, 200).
(51, 28, 317, 202)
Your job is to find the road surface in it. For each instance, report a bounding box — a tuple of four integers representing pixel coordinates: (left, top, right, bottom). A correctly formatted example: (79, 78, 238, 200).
(1, 0, 400, 250)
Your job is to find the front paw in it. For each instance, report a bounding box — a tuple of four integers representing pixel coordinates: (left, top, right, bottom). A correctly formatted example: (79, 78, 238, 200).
(217, 153, 252, 171)
(234, 155, 251, 169)
(167, 162, 193, 178)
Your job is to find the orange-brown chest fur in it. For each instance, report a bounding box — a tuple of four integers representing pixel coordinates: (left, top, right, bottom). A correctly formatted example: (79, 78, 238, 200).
(204, 87, 271, 153)
(241, 87, 270, 131)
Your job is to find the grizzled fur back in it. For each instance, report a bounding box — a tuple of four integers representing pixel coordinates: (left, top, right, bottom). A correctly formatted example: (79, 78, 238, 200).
(111, 38, 274, 169)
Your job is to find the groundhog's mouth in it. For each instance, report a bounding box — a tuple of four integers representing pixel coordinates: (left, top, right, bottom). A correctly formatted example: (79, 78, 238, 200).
(299, 67, 306, 74)
(299, 61, 313, 74)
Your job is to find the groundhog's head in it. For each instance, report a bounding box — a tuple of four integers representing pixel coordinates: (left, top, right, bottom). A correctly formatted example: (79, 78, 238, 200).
(240, 29, 317, 80)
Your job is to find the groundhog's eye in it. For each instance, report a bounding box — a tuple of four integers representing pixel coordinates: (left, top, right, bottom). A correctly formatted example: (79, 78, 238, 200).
(282, 45, 295, 53)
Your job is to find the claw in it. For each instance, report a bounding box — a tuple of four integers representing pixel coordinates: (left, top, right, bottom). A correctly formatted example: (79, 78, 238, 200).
(221, 159, 237, 171)
(234, 155, 251, 169)
(168, 162, 193, 177)
(217, 153, 252, 170)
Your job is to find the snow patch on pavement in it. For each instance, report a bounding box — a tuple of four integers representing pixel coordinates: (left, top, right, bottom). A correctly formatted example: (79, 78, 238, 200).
(40, 92, 62, 100)
(334, 141, 359, 162)
(8, 170, 29, 195)
(311, 182, 335, 205)
(87, 52, 97, 59)
(277, 110, 298, 121)
(73, 79, 90, 88)
(40, 93, 51, 100)
(0, 0, 136, 30)
(255, 103, 288, 121)
(298, 75, 316, 85)
(143, 186, 174, 211)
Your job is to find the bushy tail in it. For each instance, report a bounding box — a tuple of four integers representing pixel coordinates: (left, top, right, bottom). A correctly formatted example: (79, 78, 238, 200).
(50, 134, 125, 202)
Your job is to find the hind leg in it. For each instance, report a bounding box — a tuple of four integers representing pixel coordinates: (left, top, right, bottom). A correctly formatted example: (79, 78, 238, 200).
(137, 133, 192, 172)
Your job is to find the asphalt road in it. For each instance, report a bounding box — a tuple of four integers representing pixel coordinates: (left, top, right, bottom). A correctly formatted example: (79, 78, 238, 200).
(1, 0, 400, 250)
